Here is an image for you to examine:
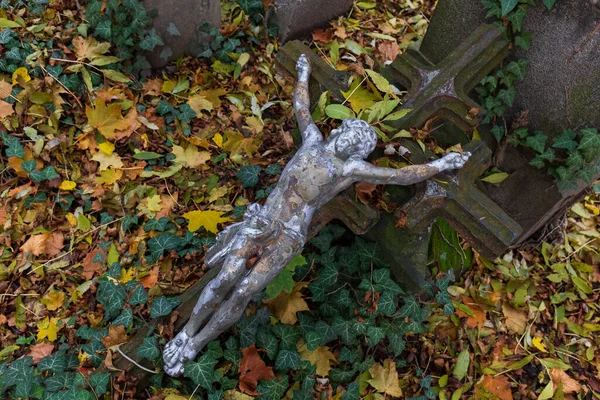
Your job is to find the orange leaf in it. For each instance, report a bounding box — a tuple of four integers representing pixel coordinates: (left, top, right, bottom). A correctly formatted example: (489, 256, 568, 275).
(29, 343, 54, 364)
(20, 234, 49, 256)
(45, 232, 64, 257)
(0, 99, 14, 119)
(477, 375, 513, 400)
(378, 41, 400, 62)
(355, 182, 378, 205)
(101, 325, 129, 349)
(312, 28, 334, 43)
(0, 204, 7, 226)
(549, 368, 582, 394)
(239, 345, 275, 395)
(82, 248, 104, 279)
(456, 296, 486, 329)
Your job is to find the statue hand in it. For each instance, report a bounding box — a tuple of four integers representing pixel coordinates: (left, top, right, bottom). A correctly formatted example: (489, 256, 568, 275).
(296, 54, 311, 82)
(437, 152, 471, 171)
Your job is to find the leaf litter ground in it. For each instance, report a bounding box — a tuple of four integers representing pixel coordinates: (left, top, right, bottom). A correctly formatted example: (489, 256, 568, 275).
(0, 0, 598, 399)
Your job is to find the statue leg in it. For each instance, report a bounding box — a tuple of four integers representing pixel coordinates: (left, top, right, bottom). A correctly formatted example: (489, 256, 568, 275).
(165, 234, 300, 376)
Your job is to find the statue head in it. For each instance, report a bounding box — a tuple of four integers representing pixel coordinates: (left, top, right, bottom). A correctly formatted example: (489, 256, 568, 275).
(328, 119, 377, 160)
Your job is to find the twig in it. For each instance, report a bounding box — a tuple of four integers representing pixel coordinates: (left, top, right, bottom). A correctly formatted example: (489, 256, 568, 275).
(40, 65, 83, 108)
(116, 345, 159, 374)
(566, 21, 600, 63)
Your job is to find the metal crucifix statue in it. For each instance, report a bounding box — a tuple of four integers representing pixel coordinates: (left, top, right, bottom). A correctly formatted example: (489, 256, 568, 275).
(163, 54, 471, 376)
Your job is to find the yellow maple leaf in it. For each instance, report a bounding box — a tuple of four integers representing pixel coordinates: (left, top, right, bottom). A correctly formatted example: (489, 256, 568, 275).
(183, 210, 232, 234)
(532, 337, 547, 353)
(120, 268, 135, 284)
(91, 151, 124, 171)
(298, 341, 337, 377)
(187, 95, 213, 115)
(95, 168, 123, 185)
(72, 36, 111, 60)
(12, 67, 31, 85)
(369, 359, 403, 397)
(267, 282, 310, 324)
(213, 133, 223, 148)
(86, 98, 130, 139)
(146, 194, 162, 212)
(37, 317, 61, 342)
(222, 131, 259, 158)
(172, 144, 211, 168)
(98, 141, 115, 155)
(59, 180, 76, 191)
(66, 213, 77, 227)
(41, 290, 65, 311)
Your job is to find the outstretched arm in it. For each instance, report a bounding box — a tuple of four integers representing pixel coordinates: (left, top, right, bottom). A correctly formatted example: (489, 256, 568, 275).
(347, 152, 471, 185)
(294, 54, 323, 144)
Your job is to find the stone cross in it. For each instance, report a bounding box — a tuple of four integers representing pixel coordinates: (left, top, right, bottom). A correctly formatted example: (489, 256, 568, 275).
(399, 140, 521, 259)
(381, 24, 510, 132)
(275, 24, 520, 267)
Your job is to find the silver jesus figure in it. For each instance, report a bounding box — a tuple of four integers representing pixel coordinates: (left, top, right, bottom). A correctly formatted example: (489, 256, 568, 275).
(163, 54, 471, 376)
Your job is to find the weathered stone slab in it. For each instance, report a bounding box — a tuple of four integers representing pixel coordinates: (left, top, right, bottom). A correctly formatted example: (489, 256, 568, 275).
(382, 24, 510, 133)
(143, 0, 221, 68)
(274, 0, 352, 42)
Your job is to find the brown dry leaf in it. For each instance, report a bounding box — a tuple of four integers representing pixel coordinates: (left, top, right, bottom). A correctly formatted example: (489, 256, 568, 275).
(0, 204, 7, 226)
(298, 341, 337, 377)
(332, 23, 347, 39)
(101, 325, 129, 349)
(501, 302, 527, 335)
(41, 290, 65, 311)
(0, 81, 13, 98)
(239, 344, 275, 395)
(476, 375, 513, 400)
(378, 41, 400, 62)
(0, 99, 14, 119)
(82, 248, 104, 279)
(142, 78, 163, 96)
(312, 28, 334, 43)
(29, 343, 54, 364)
(156, 193, 178, 219)
(20, 234, 49, 256)
(114, 107, 141, 140)
(267, 282, 310, 324)
(368, 359, 403, 398)
(355, 182, 378, 205)
(45, 232, 64, 257)
(549, 368, 582, 394)
(456, 296, 486, 329)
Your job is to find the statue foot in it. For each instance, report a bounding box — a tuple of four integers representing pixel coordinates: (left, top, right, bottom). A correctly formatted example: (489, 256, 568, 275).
(163, 331, 191, 374)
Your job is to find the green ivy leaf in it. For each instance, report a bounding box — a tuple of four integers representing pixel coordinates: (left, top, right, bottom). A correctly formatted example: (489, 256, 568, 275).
(377, 291, 397, 316)
(398, 295, 420, 318)
(304, 331, 322, 351)
(332, 317, 358, 346)
(1, 132, 25, 158)
(150, 296, 175, 319)
(184, 354, 218, 389)
(497, 87, 517, 107)
(578, 128, 600, 150)
(577, 164, 600, 185)
(236, 165, 261, 188)
(112, 308, 133, 327)
(506, 5, 527, 31)
(557, 178, 579, 193)
(543, 0, 557, 9)
(275, 349, 301, 371)
(264, 164, 282, 175)
(94, 19, 112, 39)
(97, 279, 126, 321)
(273, 324, 301, 350)
(529, 156, 545, 169)
(491, 125, 505, 142)
(89, 373, 110, 395)
(129, 284, 148, 306)
(515, 32, 533, 50)
(256, 376, 289, 400)
(147, 232, 183, 263)
(30, 166, 60, 182)
(256, 328, 279, 359)
(553, 130, 579, 152)
(525, 133, 547, 153)
(137, 336, 160, 361)
(506, 59, 529, 80)
(38, 352, 67, 372)
(500, 0, 519, 16)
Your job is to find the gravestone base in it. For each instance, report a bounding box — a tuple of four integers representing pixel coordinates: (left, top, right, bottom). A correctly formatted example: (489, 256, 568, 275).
(274, 0, 352, 42)
(142, 0, 221, 68)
